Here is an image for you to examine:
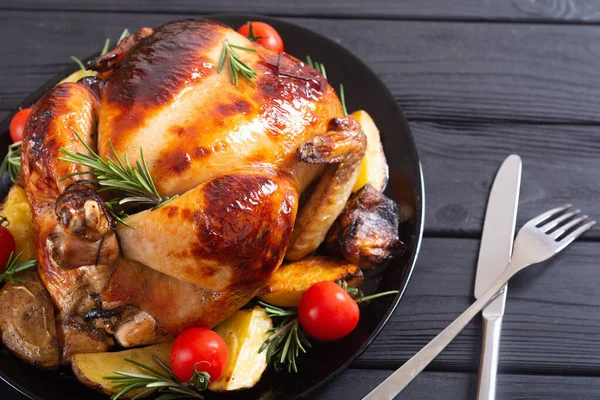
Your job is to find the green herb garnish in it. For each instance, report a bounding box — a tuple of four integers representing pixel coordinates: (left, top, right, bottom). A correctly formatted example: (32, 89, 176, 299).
(70, 56, 88, 76)
(105, 356, 209, 400)
(258, 301, 311, 373)
(59, 131, 176, 228)
(0, 251, 36, 285)
(217, 40, 258, 87)
(305, 56, 348, 116)
(0, 141, 22, 183)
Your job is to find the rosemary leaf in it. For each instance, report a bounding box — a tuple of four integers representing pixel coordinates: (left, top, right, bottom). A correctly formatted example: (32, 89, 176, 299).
(101, 38, 111, 56)
(105, 356, 208, 400)
(339, 83, 348, 117)
(0, 252, 36, 285)
(59, 130, 176, 228)
(70, 56, 88, 77)
(0, 141, 22, 183)
(305, 56, 348, 116)
(258, 301, 311, 373)
(118, 28, 131, 44)
(218, 40, 257, 86)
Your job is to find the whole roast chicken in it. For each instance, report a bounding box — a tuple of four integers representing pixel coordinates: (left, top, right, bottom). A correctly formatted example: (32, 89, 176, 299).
(20, 19, 367, 362)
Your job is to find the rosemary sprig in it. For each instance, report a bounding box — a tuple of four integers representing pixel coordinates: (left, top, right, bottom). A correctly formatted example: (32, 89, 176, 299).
(305, 56, 348, 116)
(217, 40, 258, 87)
(0, 251, 36, 285)
(246, 22, 265, 43)
(259, 284, 399, 373)
(59, 130, 176, 227)
(104, 356, 209, 400)
(258, 301, 311, 373)
(0, 141, 22, 183)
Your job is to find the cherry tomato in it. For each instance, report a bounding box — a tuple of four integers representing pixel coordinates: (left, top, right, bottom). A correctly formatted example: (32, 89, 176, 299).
(9, 108, 32, 143)
(237, 21, 284, 53)
(0, 219, 16, 271)
(170, 327, 228, 382)
(298, 281, 360, 341)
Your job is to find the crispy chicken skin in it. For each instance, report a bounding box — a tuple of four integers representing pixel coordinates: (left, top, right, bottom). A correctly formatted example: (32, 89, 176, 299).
(21, 19, 366, 356)
(325, 184, 404, 269)
(21, 83, 116, 363)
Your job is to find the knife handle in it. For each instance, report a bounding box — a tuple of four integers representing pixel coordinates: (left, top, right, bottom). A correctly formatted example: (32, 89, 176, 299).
(476, 314, 503, 400)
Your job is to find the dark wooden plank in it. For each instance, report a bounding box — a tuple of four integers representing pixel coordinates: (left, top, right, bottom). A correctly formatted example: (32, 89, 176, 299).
(413, 122, 600, 238)
(357, 238, 600, 375)
(314, 369, 600, 400)
(3, 12, 600, 123)
(4, 0, 600, 22)
(3, 369, 599, 400)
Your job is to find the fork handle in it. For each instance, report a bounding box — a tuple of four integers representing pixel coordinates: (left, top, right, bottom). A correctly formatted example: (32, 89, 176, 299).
(362, 267, 515, 400)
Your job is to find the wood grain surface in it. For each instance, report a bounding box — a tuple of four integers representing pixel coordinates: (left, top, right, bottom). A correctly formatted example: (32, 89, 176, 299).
(5, 0, 600, 22)
(314, 369, 600, 400)
(358, 238, 600, 374)
(4, 12, 600, 124)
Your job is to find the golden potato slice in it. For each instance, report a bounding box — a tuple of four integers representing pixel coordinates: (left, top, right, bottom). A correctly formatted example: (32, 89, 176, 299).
(59, 69, 97, 84)
(352, 110, 389, 192)
(258, 256, 363, 307)
(1, 185, 36, 261)
(72, 342, 172, 398)
(209, 307, 272, 391)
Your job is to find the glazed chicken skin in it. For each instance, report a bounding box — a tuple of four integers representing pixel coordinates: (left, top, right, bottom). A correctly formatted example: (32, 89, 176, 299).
(20, 19, 366, 359)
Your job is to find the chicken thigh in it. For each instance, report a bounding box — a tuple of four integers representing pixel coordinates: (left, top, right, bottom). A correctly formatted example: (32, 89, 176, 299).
(21, 19, 366, 357)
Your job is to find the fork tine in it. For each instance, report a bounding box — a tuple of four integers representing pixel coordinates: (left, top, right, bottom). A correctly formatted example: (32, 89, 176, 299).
(542, 209, 580, 232)
(555, 220, 596, 250)
(530, 204, 572, 226)
(551, 215, 588, 239)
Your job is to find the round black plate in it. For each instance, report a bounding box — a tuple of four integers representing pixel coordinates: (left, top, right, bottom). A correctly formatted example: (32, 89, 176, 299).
(0, 14, 424, 400)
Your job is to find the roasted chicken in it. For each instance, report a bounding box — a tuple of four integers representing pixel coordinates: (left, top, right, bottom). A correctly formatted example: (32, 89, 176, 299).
(20, 19, 367, 360)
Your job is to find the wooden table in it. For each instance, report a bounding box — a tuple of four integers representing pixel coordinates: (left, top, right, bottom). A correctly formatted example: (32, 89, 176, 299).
(2, 1, 600, 399)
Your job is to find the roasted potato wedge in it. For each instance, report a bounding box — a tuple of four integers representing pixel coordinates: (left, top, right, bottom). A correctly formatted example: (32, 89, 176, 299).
(258, 256, 363, 307)
(0, 270, 59, 369)
(72, 342, 172, 398)
(209, 307, 272, 391)
(352, 110, 389, 192)
(1, 185, 36, 261)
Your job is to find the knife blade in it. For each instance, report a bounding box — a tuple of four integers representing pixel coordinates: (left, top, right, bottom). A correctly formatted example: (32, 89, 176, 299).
(474, 154, 522, 400)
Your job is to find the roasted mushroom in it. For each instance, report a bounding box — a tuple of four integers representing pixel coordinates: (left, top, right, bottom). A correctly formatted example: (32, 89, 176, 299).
(0, 270, 59, 369)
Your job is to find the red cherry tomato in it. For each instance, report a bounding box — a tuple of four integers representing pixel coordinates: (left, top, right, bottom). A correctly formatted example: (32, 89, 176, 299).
(298, 281, 360, 341)
(170, 327, 228, 382)
(9, 108, 32, 143)
(0, 219, 16, 271)
(237, 21, 284, 53)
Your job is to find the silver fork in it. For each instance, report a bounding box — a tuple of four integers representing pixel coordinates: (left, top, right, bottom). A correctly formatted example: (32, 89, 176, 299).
(363, 205, 595, 400)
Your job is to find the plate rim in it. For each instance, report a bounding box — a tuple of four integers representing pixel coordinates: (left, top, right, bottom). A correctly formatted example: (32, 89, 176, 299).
(0, 13, 425, 400)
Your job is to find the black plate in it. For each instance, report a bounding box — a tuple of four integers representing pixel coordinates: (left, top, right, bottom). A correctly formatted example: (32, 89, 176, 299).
(0, 14, 424, 400)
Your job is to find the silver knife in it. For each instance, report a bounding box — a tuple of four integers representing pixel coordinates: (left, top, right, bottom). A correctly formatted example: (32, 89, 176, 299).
(474, 154, 522, 400)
